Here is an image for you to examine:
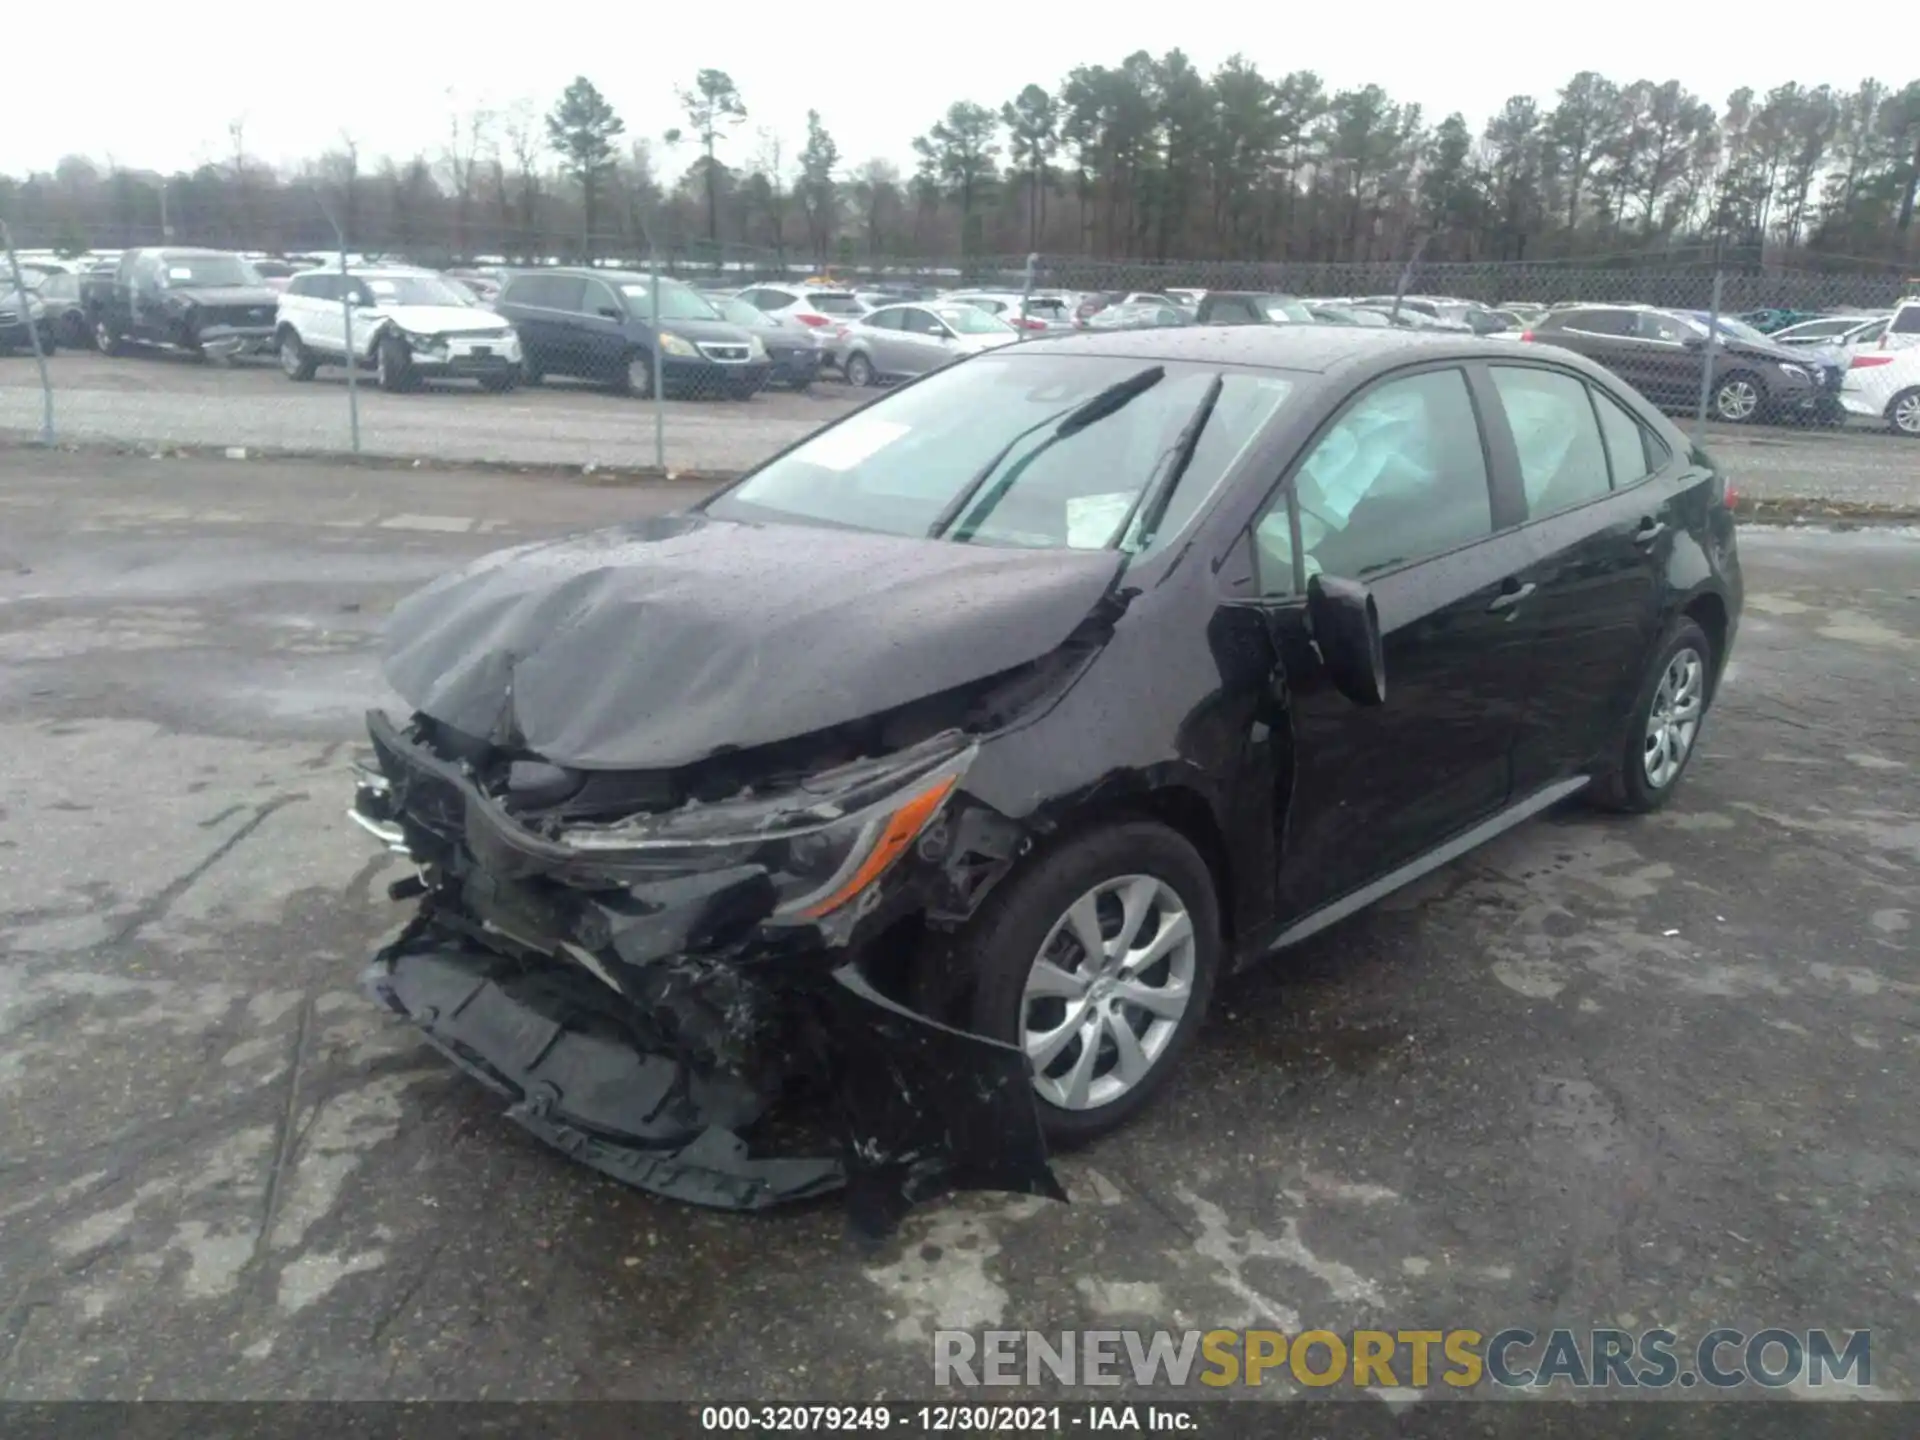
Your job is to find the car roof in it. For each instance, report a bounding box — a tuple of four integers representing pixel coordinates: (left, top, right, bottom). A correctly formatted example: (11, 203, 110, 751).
(1013, 325, 1496, 373)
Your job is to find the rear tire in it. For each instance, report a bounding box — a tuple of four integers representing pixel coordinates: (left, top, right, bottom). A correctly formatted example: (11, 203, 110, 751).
(1587, 617, 1715, 814)
(961, 821, 1221, 1148)
(93, 318, 123, 356)
(1888, 387, 1920, 439)
(844, 352, 876, 388)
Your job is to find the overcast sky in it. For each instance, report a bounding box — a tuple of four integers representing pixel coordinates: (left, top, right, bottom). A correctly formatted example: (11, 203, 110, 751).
(1, 2, 1889, 182)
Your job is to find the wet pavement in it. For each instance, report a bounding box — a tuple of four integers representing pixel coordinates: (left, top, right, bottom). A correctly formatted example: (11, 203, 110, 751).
(0, 449, 1915, 1402)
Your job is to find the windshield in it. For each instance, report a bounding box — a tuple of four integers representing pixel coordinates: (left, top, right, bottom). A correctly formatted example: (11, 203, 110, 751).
(1260, 296, 1314, 323)
(364, 274, 473, 307)
(619, 281, 722, 321)
(159, 255, 261, 288)
(705, 353, 1295, 551)
(936, 305, 1014, 335)
(1685, 314, 1772, 346)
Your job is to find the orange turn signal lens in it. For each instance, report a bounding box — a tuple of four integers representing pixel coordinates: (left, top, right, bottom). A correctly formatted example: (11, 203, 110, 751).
(798, 775, 959, 919)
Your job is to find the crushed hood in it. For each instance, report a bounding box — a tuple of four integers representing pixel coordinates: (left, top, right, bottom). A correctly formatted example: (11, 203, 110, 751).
(382, 513, 1123, 769)
(379, 305, 512, 334)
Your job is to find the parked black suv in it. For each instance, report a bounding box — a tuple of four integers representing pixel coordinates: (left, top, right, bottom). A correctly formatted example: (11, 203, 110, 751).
(1519, 304, 1821, 424)
(493, 269, 770, 398)
(92, 249, 279, 360)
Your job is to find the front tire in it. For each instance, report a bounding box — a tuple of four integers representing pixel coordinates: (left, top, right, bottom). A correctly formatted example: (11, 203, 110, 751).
(1711, 371, 1763, 425)
(624, 350, 656, 399)
(1888, 387, 1920, 439)
(277, 329, 317, 381)
(376, 333, 414, 393)
(843, 352, 877, 388)
(93, 318, 123, 356)
(962, 821, 1221, 1148)
(1588, 617, 1715, 814)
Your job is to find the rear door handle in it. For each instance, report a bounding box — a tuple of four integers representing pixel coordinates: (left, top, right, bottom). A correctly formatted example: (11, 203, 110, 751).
(1634, 518, 1667, 546)
(1487, 581, 1536, 613)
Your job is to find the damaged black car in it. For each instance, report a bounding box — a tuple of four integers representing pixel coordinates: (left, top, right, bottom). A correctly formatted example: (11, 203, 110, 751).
(353, 326, 1742, 1231)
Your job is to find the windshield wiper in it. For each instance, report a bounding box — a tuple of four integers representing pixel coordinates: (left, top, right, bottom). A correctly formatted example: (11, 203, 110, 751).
(926, 366, 1166, 540)
(1105, 372, 1224, 551)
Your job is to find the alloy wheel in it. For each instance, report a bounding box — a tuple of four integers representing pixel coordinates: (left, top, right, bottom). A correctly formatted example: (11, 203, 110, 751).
(629, 355, 654, 398)
(1715, 378, 1760, 422)
(279, 337, 303, 378)
(1643, 646, 1705, 790)
(1021, 874, 1197, 1111)
(1893, 391, 1920, 437)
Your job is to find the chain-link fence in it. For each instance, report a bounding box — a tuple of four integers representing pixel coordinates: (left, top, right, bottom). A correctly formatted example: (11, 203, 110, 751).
(5, 231, 1918, 475)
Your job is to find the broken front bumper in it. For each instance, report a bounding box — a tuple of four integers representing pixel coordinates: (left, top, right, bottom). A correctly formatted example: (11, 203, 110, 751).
(354, 711, 1065, 1232)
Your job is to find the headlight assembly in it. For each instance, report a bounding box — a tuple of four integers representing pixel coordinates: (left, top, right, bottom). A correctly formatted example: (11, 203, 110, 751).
(658, 332, 699, 358)
(556, 742, 975, 919)
(402, 330, 448, 356)
(747, 335, 768, 360)
(1777, 362, 1809, 383)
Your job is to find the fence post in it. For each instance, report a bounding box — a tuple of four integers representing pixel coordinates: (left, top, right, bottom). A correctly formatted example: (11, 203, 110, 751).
(648, 240, 666, 472)
(1692, 245, 1725, 444)
(314, 191, 361, 455)
(0, 219, 55, 446)
(1388, 233, 1430, 326)
(1018, 253, 1038, 338)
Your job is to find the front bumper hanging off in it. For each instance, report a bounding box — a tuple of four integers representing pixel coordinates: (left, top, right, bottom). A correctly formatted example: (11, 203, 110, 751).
(354, 712, 1065, 1234)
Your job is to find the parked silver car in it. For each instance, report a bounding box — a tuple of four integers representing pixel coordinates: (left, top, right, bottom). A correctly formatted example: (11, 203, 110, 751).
(838, 302, 1020, 386)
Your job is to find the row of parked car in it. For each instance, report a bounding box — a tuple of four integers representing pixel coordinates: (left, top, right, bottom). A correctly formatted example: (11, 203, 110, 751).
(5, 250, 1917, 435)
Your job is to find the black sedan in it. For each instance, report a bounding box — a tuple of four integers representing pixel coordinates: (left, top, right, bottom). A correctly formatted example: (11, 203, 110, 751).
(711, 294, 823, 391)
(350, 326, 1742, 1232)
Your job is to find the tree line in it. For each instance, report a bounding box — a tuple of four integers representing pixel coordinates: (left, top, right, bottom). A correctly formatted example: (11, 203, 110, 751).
(3, 59, 1917, 272)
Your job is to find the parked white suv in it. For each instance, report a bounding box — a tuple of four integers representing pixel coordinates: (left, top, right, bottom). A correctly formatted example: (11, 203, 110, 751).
(1878, 299, 1920, 354)
(275, 266, 522, 391)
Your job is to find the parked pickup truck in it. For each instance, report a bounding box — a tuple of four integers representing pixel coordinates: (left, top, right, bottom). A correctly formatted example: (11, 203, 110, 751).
(91, 248, 280, 360)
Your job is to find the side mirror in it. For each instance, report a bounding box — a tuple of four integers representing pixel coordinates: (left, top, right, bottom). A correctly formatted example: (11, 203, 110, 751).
(1680, 334, 1706, 350)
(598, 306, 623, 321)
(1306, 573, 1386, 706)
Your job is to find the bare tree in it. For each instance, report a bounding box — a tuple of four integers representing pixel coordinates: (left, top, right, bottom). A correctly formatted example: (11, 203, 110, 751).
(501, 100, 545, 260)
(442, 95, 494, 261)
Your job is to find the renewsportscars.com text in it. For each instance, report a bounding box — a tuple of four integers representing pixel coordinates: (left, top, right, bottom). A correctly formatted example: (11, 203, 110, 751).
(933, 1327, 1872, 1391)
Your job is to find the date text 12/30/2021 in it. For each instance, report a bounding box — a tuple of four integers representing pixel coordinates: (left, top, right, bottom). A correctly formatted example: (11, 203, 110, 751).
(699, 1404, 1198, 1431)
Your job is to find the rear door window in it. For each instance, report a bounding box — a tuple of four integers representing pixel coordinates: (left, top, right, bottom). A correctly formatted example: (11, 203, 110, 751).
(1560, 309, 1633, 337)
(1488, 365, 1613, 516)
(1590, 386, 1659, 488)
(1891, 304, 1920, 335)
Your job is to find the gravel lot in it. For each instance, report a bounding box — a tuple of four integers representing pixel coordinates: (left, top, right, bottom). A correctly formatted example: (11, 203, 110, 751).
(0, 450, 1914, 1406)
(2, 350, 1916, 510)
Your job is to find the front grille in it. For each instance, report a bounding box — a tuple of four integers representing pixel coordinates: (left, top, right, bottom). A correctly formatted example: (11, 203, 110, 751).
(699, 342, 751, 363)
(0, 311, 18, 325)
(200, 305, 274, 327)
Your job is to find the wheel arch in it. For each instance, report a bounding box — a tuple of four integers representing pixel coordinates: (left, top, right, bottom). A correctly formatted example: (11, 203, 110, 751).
(1680, 587, 1730, 695)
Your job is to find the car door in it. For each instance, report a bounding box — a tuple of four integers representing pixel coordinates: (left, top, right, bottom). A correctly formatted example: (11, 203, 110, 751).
(1480, 361, 1673, 791)
(533, 276, 591, 377)
(575, 276, 627, 375)
(1242, 363, 1540, 916)
(857, 307, 903, 372)
(892, 307, 952, 375)
(129, 254, 168, 339)
(1630, 310, 1709, 408)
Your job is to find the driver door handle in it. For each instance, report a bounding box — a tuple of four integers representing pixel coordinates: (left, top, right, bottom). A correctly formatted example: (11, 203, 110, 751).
(1487, 581, 1535, 613)
(1634, 518, 1667, 546)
